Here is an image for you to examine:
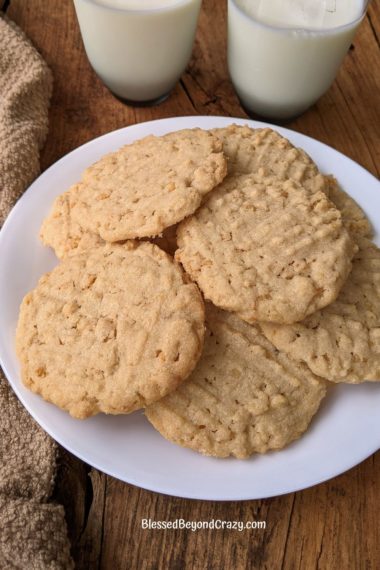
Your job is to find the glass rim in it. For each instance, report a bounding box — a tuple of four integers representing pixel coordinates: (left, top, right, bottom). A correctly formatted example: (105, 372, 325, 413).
(229, 0, 370, 35)
(76, 0, 197, 15)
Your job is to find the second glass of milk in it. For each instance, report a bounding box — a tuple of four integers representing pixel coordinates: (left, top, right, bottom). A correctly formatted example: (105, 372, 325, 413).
(228, 0, 368, 121)
(73, 0, 202, 105)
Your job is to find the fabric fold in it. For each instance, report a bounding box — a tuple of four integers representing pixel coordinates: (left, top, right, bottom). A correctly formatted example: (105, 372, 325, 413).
(0, 497, 73, 569)
(0, 13, 73, 569)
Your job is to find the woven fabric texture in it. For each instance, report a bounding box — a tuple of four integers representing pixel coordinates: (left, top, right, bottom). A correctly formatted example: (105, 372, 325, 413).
(0, 14, 73, 570)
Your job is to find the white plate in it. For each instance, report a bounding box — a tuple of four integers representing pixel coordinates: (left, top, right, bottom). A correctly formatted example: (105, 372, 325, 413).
(0, 116, 379, 501)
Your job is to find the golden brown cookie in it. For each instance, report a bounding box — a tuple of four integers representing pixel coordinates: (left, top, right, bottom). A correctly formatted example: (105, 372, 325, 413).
(39, 185, 103, 259)
(261, 238, 380, 383)
(70, 128, 227, 242)
(212, 124, 371, 241)
(16, 242, 205, 418)
(325, 175, 372, 239)
(176, 171, 357, 324)
(40, 186, 178, 259)
(211, 124, 328, 194)
(146, 305, 327, 459)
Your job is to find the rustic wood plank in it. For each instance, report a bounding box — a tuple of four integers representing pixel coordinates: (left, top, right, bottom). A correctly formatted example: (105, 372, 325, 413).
(7, 0, 380, 569)
(99, 481, 294, 570)
(53, 451, 107, 568)
(75, 471, 107, 570)
(52, 448, 89, 562)
(324, 12, 380, 176)
(282, 453, 380, 570)
(181, 0, 243, 118)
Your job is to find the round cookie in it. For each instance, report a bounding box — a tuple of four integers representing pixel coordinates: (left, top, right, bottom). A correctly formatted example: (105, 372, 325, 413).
(70, 128, 227, 242)
(260, 238, 380, 383)
(40, 186, 178, 258)
(211, 124, 328, 194)
(145, 305, 327, 459)
(16, 241, 205, 418)
(212, 124, 372, 241)
(176, 171, 357, 324)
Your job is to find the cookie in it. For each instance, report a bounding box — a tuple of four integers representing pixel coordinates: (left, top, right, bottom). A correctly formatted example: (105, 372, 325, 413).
(39, 185, 103, 259)
(16, 241, 205, 418)
(213, 125, 372, 238)
(211, 124, 328, 194)
(176, 171, 357, 324)
(261, 238, 380, 383)
(145, 305, 327, 459)
(40, 187, 178, 258)
(325, 175, 372, 239)
(70, 128, 227, 242)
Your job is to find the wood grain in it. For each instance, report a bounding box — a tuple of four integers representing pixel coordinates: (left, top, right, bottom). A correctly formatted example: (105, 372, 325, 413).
(6, 0, 380, 568)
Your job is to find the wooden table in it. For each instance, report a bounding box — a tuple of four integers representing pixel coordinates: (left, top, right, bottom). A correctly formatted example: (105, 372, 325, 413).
(5, 1, 380, 568)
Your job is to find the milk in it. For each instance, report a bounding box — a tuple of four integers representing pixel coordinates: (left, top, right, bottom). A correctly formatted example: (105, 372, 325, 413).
(73, 0, 202, 103)
(228, 0, 367, 120)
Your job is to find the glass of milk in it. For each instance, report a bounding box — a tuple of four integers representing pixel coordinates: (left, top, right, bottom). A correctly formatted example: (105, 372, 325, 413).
(73, 0, 202, 105)
(228, 0, 369, 121)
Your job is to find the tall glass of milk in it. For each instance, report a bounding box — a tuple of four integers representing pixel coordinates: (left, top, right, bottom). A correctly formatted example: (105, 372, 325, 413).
(228, 0, 368, 121)
(73, 0, 202, 105)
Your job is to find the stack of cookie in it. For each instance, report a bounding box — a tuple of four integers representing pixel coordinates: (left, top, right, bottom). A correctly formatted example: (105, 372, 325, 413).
(16, 125, 380, 459)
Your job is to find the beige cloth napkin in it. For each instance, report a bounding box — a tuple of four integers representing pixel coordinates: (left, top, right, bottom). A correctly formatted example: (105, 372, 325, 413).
(0, 15, 73, 569)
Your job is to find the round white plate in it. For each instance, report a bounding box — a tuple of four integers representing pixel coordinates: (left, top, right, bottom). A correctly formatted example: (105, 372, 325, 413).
(0, 116, 379, 501)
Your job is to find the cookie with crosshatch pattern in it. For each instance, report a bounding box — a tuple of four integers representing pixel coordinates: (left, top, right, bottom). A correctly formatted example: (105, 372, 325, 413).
(175, 169, 357, 324)
(69, 128, 227, 242)
(260, 238, 380, 384)
(146, 304, 327, 458)
(212, 124, 372, 239)
(16, 241, 205, 418)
